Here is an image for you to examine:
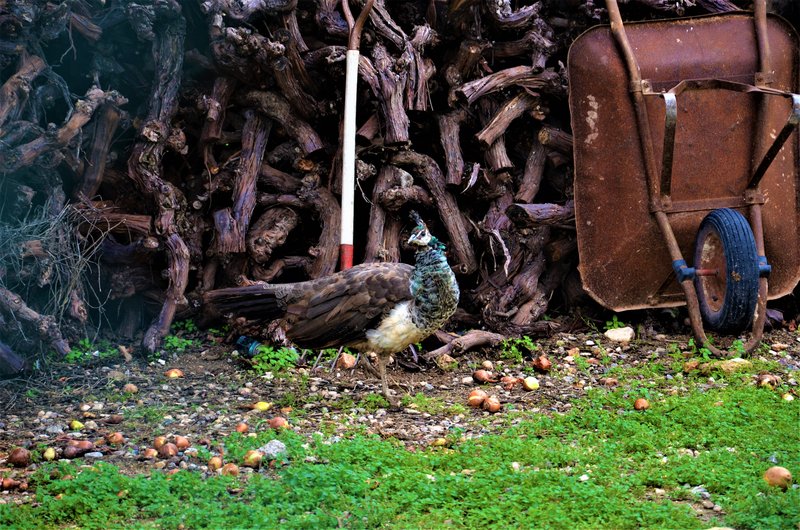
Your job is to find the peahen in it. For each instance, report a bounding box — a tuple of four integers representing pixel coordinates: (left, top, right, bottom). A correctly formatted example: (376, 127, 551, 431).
(204, 212, 460, 405)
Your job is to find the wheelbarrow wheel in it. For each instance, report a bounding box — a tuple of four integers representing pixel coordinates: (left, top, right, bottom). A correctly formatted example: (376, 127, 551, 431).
(693, 208, 759, 333)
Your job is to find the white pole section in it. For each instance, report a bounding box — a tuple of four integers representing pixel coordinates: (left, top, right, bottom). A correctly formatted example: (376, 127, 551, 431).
(339, 48, 360, 270)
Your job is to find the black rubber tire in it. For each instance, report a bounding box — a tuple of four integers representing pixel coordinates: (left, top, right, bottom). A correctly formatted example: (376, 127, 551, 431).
(693, 208, 759, 333)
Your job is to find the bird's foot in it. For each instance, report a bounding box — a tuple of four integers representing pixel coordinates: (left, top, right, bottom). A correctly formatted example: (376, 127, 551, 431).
(384, 393, 401, 410)
(359, 354, 381, 378)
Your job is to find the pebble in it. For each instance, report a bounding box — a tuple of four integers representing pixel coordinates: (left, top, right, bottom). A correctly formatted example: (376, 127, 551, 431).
(84, 452, 104, 459)
(701, 500, 715, 509)
(604, 327, 635, 344)
(690, 485, 710, 499)
(107, 370, 126, 381)
(259, 440, 287, 459)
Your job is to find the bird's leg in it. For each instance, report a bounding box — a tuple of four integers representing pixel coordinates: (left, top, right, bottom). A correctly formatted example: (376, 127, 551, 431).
(376, 353, 400, 408)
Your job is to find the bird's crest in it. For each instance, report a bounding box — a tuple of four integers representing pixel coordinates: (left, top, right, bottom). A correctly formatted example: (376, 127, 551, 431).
(408, 211, 445, 250)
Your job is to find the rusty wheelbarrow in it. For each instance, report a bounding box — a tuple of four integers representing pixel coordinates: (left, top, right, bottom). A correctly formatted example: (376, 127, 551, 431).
(568, 0, 800, 355)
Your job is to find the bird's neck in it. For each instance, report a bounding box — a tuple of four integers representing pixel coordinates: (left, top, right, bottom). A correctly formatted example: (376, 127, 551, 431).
(410, 245, 460, 331)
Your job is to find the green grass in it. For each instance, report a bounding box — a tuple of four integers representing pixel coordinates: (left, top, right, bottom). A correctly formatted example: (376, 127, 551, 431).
(64, 337, 119, 364)
(401, 392, 468, 416)
(2, 380, 797, 529)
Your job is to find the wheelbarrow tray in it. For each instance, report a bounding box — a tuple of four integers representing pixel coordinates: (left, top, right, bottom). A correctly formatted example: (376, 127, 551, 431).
(568, 12, 800, 311)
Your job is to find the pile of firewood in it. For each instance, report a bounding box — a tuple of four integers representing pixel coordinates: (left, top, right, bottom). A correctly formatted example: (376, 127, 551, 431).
(1, 0, 788, 372)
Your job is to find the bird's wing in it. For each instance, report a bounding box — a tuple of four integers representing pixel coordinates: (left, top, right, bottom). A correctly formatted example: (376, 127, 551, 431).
(283, 262, 414, 349)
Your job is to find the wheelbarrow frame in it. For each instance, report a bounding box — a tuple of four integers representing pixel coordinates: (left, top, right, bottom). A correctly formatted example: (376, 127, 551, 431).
(568, 0, 800, 355)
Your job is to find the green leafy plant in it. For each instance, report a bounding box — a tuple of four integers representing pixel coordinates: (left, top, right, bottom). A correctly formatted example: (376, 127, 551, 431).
(171, 319, 198, 333)
(361, 393, 390, 412)
(500, 335, 538, 364)
(688, 337, 713, 361)
(401, 392, 467, 416)
(573, 355, 591, 372)
(207, 325, 229, 337)
(251, 344, 299, 374)
(65, 338, 118, 364)
(729, 339, 746, 356)
(163, 334, 194, 353)
(604, 314, 626, 331)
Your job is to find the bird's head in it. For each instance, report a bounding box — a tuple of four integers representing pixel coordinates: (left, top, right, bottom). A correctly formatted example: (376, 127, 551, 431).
(408, 211, 443, 250)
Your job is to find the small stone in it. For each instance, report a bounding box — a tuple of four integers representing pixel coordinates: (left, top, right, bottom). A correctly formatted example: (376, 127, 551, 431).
(604, 327, 635, 344)
(700, 358, 752, 375)
(579, 474, 589, 482)
(701, 500, 715, 509)
(84, 452, 104, 459)
(435, 354, 458, 371)
(259, 439, 287, 460)
(107, 370, 126, 381)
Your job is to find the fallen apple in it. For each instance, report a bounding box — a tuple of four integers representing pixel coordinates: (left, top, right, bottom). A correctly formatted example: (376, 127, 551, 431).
(8, 447, 30, 468)
(220, 463, 239, 476)
(242, 450, 263, 468)
(531, 355, 552, 373)
(522, 376, 540, 391)
(472, 369, 496, 384)
(164, 368, 184, 379)
(106, 432, 125, 445)
(269, 417, 289, 430)
(482, 396, 502, 413)
(158, 443, 179, 458)
(467, 389, 487, 408)
(207, 456, 223, 472)
(252, 401, 272, 411)
(763, 466, 792, 490)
